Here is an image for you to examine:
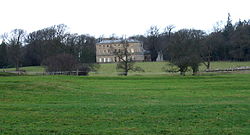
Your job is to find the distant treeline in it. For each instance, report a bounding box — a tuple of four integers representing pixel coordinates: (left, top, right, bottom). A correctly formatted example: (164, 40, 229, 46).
(0, 14, 250, 71)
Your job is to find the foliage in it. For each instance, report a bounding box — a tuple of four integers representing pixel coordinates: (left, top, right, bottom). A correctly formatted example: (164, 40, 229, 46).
(0, 41, 8, 68)
(64, 34, 96, 63)
(1, 14, 250, 70)
(24, 25, 66, 66)
(229, 22, 250, 61)
(42, 53, 99, 75)
(167, 29, 205, 75)
(145, 26, 160, 61)
(23, 24, 96, 67)
(6, 29, 26, 71)
(201, 31, 224, 69)
(77, 63, 100, 76)
(42, 53, 78, 72)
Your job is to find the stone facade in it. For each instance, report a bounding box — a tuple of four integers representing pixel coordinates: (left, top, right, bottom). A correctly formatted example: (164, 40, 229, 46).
(96, 40, 149, 63)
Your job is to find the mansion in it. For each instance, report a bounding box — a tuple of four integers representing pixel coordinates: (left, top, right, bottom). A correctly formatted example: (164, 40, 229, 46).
(96, 39, 150, 63)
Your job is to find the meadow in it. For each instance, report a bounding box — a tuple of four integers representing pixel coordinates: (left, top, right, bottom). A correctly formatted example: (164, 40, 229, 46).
(0, 73, 250, 134)
(95, 61, 250, 76)
(2, 61, 250, 76)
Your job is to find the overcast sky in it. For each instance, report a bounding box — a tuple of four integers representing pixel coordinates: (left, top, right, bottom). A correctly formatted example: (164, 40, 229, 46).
(0, 0, 250, 37)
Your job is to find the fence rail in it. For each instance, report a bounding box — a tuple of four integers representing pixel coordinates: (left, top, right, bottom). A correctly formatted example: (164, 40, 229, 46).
(2, 66, 250, 76)
(205, 66, 250, 72)
(3, 71, 89, 76)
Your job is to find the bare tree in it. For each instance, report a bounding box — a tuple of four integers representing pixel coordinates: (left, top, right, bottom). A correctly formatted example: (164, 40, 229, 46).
(201, 32, 223, 69)
(112, 39, 144, 76)
(158, 25, 175, 60)
(0, 41, 8, 68)
(165, 25, 175, 37)
(145, 26, 160, 61)
(7, 29, 25, 71)
(167, 29, 205, 75)
(42, 53, 78, 72)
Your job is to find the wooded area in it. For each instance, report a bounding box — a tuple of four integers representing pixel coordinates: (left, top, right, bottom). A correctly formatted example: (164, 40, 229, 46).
(0, 14, 250, 75)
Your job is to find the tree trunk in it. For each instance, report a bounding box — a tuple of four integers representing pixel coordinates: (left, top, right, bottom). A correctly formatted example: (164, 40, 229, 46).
(124, 71, 128, 76)
(207, 61, 210, 70)
(179, 67, 186, 76)
(192, 70, 197, 75)
(192, 65, 199, 75)
(16, 61, 19, 71)
(124, 64, 128, 76)
(207, 53, 211, 70)
(180, 71, 185, 76)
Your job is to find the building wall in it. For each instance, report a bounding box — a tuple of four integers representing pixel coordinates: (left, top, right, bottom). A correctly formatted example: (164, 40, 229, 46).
(96, 41, 145, 63)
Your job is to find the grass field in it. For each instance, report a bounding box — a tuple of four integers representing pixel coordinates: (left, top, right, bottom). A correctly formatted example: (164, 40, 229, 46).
(2, 61, 250, 76)
(3, 61, 249, 76)
(0, 74, 250, 134)
(94, 61, 250, 76)
(3, 66, 45, 73)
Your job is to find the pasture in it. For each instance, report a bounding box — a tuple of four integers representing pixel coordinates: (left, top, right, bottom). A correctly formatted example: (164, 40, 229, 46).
(0, 74, 250, 134)
(95, 61, 250, 76)
(2, 61, 250, 76)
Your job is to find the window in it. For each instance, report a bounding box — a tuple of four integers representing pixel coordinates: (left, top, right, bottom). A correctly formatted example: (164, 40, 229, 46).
(107, 58, 111, 62)
(99, 58, 102, 62)
(123, 56, 126, 60)
(131, 48, 134, 53)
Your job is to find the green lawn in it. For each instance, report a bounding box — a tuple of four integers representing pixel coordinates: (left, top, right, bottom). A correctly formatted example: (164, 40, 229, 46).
(0, 72, 18, 76)
(3, 66, 45, 73)
(0, 74, 250, 134)
(2, 61, 250, 76)
(94, 61, 250, 76)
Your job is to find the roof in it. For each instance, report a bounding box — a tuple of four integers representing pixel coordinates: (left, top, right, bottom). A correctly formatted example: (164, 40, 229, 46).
(96, 39, 141, 45)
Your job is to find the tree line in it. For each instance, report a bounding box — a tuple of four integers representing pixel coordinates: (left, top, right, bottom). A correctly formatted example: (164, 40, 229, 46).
(0, 14, 250, 75)
(0, 24, 97, 73)
(136, 14, 250, 62)
(131, 14, 250, 75)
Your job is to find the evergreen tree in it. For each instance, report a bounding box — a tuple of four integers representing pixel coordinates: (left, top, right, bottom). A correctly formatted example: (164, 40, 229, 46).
(0, 41, 8, 68)
(220, 13, 234, 60)
(230, 20, 250, 61)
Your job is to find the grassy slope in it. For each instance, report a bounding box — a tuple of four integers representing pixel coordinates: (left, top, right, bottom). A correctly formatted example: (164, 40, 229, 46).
(0, 74, 250, 134)
(2, 61, 250, 76)
(94, 61, 250, 76)
(0, 72, 18, 76)
(3, 66, 45, 72)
